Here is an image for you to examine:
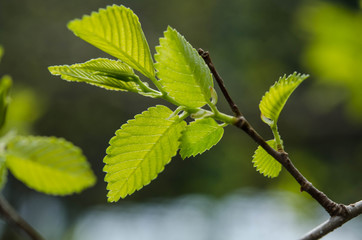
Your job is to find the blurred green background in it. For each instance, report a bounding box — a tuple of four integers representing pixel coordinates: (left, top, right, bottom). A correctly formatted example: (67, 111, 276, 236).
(0, 0, 361, 239)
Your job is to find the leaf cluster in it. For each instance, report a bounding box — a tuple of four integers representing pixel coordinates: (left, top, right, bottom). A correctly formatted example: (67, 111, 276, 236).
(49, 5, 308, 201)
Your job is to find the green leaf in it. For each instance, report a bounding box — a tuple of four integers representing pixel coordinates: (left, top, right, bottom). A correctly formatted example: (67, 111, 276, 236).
(68, 5, 155, 79)
(259, 72, 309, 126)
(0, 76, 12, 129)
(104, 105, 186, 202)
(252, 139, 281, 178)
(5, 136, 96, 195)
(0, 155, 7, 191)
(49, 58, 148, 93)
(180, 118, 224, 159)
(155, 26, 214, 108)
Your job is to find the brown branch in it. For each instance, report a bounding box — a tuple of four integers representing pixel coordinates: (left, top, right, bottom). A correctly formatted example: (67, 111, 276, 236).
(198, 48, 242, 117)
(233, 116, 346, 217)
(198, 48, 362, 239)
(300, 200, 362, 240)
(0, 195, 45, 240)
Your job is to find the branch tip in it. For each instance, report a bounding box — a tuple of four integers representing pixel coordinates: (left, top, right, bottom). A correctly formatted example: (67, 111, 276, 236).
(198, 48, 208, 58)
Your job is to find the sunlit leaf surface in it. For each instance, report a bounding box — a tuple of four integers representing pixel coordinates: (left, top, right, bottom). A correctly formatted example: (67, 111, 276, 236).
(252, 139, 281, 178)
(104, 105, 186, 202)
(6, 136, 96, 195)
(49, 58, 143, 93)
(155, 26, 214, 108)
(180, 118, 224, 159)
(68, 5, 155, 79)
(259, 72, 308, 126)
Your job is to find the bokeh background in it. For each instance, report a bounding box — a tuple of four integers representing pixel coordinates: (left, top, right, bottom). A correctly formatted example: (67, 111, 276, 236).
(0, 0, 361, 239)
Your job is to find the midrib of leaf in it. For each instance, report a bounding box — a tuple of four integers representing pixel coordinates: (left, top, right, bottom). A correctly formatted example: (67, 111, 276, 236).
(179, 118, 224, 158)
(260, 72, 308, 126)
(155, 27, 213, 108)
(11, 154, 89, 175)
(8, 157, 90, 192)
(5, 136, 96, 195)
(157, 62, 203, 97)
(17, 142, 84, 169)
(49, 58, 156, 95)
(111, 117, 180, 194)
(159, 64, 195, 79)
(167, 41, 197, 83)
(187, 125, 219, 143)
(118, 7, 151, 77)
(68, 5, 154, 79)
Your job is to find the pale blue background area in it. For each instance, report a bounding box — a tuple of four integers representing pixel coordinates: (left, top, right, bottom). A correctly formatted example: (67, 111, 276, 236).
(13, 190, 362, 240)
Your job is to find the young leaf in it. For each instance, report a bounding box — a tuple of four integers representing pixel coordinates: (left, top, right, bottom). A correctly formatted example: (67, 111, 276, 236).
(180, 118, 224, 159)
(49, 58, 148, 94)
(68, 5, 155, 79)
(104, 105, 186, 202)
(155, 26, 214, 108)
(252, 139, 282, 178)
(0, 75, 12, 129)
(259, 72, 309, 126)
(5, 136, 96, 195)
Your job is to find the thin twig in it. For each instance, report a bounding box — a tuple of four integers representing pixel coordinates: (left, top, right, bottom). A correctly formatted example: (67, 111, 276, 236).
(198, 48, 242, 117)
(233, 116, 346, 217)
(300, 200, 362, 240)
(0, 195, 45, 240)
(199, 49, 362, 239)
(199, 48, 344, 216)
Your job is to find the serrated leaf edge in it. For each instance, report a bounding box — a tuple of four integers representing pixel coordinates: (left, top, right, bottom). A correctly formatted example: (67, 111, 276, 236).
(103, 105, 186, 201)
(252, 139, 282, 178)
(154, 26, 214, 108)
(67, 4, 155, 79)
(180, 118, 224, 159)
(259, 72, 309, 126)
(5, 136, 96, 195)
